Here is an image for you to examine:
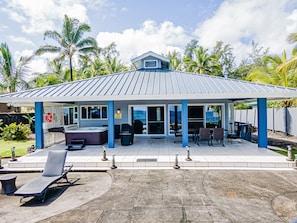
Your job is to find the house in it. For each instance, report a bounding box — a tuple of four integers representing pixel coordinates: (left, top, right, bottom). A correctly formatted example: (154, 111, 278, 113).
(0, 51, 296, 149)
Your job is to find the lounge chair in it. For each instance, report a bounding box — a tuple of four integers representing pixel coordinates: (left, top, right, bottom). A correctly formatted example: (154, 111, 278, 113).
(14, 150, 73, 203)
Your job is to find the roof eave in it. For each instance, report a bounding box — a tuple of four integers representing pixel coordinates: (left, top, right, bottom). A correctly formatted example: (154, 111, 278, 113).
(1, 92, 296, 104)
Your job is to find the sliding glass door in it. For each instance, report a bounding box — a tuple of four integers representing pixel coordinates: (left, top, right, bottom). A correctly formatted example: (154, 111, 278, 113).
(131, 105, 165, 135)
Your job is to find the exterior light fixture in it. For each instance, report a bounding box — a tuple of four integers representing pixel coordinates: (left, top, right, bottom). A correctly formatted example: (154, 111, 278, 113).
(117, 108, 121, 114)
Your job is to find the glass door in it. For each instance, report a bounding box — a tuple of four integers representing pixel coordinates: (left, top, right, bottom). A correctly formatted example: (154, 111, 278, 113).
(132, 106, 147, 134)
(169, 105, 182, 134)
(148, 106, 164, 134)
(131, 105, 165, 135)
(188, 106, 204, 130)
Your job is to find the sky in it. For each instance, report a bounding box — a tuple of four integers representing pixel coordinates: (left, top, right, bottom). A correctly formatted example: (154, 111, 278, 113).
(1, 0, 297, 75)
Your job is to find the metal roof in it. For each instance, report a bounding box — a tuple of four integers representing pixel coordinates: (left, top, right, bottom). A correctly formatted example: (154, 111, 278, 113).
(0, 69, 297, 103)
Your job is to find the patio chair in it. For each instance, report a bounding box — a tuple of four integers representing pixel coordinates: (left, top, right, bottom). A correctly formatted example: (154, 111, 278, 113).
(14, 150, 73, 203)
(197, 128, 212, 146)
(133, 120, 143, 134)
(212, 128, 225, 146)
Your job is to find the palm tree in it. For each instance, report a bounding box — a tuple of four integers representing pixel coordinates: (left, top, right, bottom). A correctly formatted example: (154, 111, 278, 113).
(247, 50, 297, 87)
(166, 51, 183, 70)
(30, 59, 66, 88)
(183, 46, 222, 75)
(275, 33, 297, 75)
(104, 56, 127, 74)
(0, 42, 32, 93)
(35, 15, 98, 82)
(78, 54, 106, 79)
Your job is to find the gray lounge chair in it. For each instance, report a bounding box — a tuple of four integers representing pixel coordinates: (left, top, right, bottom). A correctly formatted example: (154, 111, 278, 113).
(14, 150, 73, 203)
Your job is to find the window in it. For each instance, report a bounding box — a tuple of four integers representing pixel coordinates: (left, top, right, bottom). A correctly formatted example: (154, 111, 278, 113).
(81, 105, 108, 120)
(63, 106, 77, 125)
(144, 60, 158, 68)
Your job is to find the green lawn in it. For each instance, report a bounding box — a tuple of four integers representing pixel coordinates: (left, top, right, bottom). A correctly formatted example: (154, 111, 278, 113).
(0, 139, 35, 158)
(273, 147, 297, 159)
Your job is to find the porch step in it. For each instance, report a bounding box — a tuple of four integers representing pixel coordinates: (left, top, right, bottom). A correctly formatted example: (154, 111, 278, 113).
(4, 155, 295, 171)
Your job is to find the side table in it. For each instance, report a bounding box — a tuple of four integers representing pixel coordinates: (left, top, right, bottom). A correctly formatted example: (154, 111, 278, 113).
(0, 175, 17, 195)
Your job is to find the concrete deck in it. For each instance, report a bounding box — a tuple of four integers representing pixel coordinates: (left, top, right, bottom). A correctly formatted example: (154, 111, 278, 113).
(3, 137, 295, 171)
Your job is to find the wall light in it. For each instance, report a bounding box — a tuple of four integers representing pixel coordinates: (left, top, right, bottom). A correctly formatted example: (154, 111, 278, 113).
(117, 108, 121, 114)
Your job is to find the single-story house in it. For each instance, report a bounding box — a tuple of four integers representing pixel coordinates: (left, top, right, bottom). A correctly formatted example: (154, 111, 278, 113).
(0, 51, 296, 149)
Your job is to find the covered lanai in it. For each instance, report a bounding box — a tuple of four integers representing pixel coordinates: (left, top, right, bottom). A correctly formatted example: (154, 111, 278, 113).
(0, 51, 296, 150)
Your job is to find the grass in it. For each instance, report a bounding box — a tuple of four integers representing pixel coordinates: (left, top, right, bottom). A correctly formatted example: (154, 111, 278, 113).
(0, 139, 35, 158)
(273, 147, 297, 159)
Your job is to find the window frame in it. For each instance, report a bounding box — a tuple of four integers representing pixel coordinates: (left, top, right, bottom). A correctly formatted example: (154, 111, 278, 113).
(80, 105, 108, 120)
(144, 60, 158, 68)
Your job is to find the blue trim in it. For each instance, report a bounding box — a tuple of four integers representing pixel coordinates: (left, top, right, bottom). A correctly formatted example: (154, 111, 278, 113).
(35, 102, 44, 149)
(108, 101, 115, 148)
(257, 98, 267, 148)
(224, 101, 229, 137)
(182, 100, 188, 147)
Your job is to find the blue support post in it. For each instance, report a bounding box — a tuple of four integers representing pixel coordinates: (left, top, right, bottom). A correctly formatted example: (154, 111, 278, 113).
(182, 100, 188, 147)
(257, 98, 267, 148)
(35, 102, 44, 149)
(108, 101, 115, 148)
(224, 101, 229, 137)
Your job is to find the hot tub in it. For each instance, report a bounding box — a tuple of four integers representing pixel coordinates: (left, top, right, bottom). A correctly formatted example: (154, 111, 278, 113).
(65, 127, 108, 145)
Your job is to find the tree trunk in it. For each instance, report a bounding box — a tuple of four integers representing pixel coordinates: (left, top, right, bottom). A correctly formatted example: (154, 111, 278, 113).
(70, 57, 73, 81)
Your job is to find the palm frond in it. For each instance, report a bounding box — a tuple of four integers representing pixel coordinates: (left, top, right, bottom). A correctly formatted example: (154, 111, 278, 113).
(44, 30, 62, 44)
(76, 37, 97, 49)
(287, 33, 297, 44)
(35, 45, 61, 55)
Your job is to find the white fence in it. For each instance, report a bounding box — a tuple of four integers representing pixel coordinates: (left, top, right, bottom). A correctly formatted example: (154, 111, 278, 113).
(234, 107, 297, 137)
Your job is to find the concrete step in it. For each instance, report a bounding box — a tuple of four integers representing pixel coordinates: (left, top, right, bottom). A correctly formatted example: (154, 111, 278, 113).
(4, 155, 295, 171)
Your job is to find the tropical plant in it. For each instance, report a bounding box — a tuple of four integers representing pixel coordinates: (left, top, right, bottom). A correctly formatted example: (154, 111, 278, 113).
(183, 46, 222, 75)
(104, 56, 127, 74)
(184, 39, 198, 59)
(166, 50, 183, 70)
(35, 15, 98, 82)
(232, 41, 269, 80)
(275, 33, 297, 77)
(247, 49, 297, 87)
(22, 114, 35, 132)
(30, 59, 66, 87)
(0, 43, 33, 93)
(212, 41, 235, 77)
(1, 122, 31, 141)
(78, 55, 106, 78)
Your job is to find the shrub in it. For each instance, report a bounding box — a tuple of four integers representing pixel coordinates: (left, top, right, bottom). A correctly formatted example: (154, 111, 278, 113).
(1, 122, 32, 141)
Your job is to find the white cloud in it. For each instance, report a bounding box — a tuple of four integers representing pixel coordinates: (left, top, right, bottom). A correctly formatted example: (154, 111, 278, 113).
(96, 20, 191, 64)
(14, 50, 56, 79)
(0, 23, 8, 31)
(8, 35, 35, 46)
(2, 0, 103, 34)
(195, 0, 297, 64)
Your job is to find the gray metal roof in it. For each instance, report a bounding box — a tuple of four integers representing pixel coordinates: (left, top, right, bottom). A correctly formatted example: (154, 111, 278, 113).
(0, 69, 297, 103)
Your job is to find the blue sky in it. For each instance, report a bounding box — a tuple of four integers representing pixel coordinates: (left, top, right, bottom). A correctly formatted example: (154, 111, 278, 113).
(0, 0, 297, 74)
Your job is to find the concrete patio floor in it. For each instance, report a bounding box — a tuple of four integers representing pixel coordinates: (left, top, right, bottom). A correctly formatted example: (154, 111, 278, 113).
(3, 137, 295, 171)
